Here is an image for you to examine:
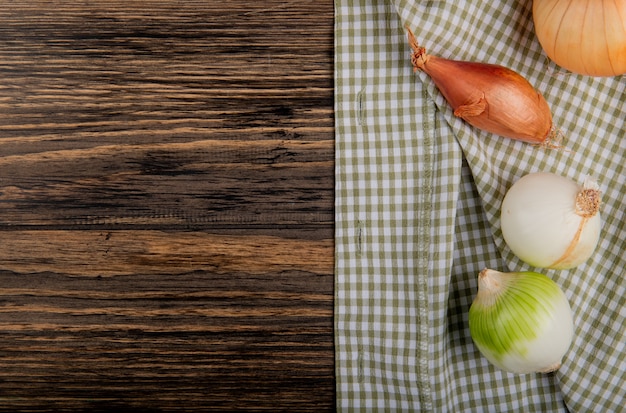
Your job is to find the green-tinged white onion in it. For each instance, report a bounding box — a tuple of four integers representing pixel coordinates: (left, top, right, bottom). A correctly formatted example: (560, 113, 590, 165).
(500, 172, 601, 269)
(469, 269, 574, 374)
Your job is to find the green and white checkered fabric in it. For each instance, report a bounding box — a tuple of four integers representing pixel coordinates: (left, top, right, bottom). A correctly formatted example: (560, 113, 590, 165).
(334, 0, 625, 411)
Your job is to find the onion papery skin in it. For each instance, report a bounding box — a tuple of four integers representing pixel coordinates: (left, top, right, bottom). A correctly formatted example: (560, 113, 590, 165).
(500, 172, 601, 269)
(469, 269, 574, 374)
(406, 28, 554, 145)
(533, 0, 626, 77)
(420, 57, 553, 144)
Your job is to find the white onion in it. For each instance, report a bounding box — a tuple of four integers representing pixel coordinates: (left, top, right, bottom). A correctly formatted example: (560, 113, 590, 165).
(500, 172, 601, 269)
(469, 268, 574, 374)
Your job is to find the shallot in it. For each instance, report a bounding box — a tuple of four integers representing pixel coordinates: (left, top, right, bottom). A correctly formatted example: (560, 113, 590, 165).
(407, 27, 560, 146)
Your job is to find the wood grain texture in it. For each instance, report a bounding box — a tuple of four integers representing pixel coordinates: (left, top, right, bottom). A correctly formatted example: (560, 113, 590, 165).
(0, 1, 335, 411)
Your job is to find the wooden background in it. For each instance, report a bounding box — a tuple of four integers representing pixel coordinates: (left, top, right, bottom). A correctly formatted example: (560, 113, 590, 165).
(0, 1, 335, 411)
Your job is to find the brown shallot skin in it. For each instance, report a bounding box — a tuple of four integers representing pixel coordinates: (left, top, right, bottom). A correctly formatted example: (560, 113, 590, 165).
(407, 28, 554, 145)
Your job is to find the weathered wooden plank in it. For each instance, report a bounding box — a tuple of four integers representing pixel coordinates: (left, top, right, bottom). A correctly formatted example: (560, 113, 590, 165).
(0, 230, 333, 276)
(0, 0, 333, 148)
(0, 269, 334, 412)
(0, 139, 334, 228)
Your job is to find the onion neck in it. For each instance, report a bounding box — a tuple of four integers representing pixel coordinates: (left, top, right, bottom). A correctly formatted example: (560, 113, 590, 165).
(406, 26, 430, 71)
(476, 268, 507, 307)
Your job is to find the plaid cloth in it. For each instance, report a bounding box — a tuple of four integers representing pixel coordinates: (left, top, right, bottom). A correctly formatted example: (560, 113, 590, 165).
(334, 0, 625, 411)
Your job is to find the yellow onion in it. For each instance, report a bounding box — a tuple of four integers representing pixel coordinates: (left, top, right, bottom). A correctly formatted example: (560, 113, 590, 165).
(533, 0, 626, 77)
(500, 172, 601, 269)
(406, 27, 557, 146)
(469, 269, 574, 374)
